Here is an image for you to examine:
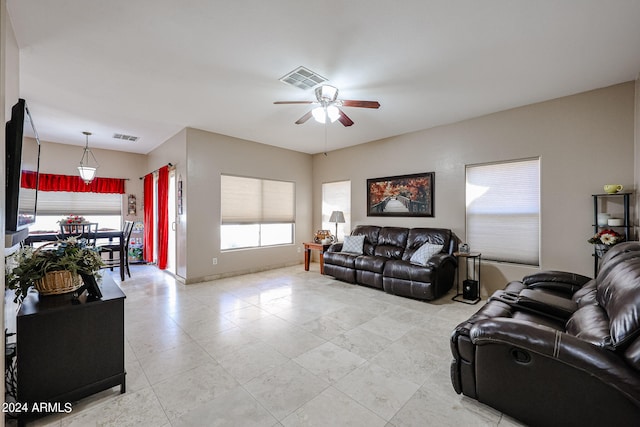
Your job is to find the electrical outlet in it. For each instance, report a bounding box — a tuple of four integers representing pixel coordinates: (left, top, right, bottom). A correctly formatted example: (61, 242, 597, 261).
(212, 258, 218, 265)
(297, 247, 301, 253)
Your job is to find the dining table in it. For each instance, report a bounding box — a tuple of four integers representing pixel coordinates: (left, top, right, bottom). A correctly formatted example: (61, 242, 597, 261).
(25, 230, 126, 281)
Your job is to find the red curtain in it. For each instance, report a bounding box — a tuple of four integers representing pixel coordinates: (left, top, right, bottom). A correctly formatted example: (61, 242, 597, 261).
(156, 166, 169, 270)
(22, 170, 125, 194)
(143, 174, 154, 263)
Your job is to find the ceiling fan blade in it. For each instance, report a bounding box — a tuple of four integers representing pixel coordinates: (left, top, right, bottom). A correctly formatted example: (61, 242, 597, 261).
(338, 110, 354, 127)
(340, 100, 380, 109)
(274, 101, 314, 105)
(295, 111, 313, 124)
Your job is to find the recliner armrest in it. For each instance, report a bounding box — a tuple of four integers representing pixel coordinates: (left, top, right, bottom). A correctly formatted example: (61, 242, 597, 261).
(516, 288, 578, 320)
(522, 270, 592, 295)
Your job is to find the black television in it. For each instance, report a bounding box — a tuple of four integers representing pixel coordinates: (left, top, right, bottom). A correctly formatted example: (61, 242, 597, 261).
(5, 99, 41, 247)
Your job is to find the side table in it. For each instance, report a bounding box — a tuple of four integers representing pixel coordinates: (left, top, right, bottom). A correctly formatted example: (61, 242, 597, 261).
(303, 242, 332, 274)
(452, 251, 481, 304)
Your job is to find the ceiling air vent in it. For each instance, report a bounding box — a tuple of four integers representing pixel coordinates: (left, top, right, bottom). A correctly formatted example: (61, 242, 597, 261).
(279, 66, 328, 90)
(113, 133, 139, 142)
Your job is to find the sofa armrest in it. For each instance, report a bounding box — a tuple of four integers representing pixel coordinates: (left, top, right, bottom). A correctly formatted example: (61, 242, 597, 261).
(327, 242, 343, 253)
(427, 252, 457, 268)
(522, 270, 592, 295)
(470, 318, 640, 401)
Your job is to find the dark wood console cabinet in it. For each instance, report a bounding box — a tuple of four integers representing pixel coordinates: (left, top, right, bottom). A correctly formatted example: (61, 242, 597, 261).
(15, 275, 126, 419)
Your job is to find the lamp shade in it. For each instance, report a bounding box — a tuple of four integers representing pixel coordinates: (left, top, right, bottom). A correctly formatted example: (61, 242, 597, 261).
(77, 166, 97, 183)
(329, 211, 345, 223)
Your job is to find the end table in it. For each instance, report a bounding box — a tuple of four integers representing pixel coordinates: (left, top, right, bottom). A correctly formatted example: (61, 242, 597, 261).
(303, 242, 332, 274)
(452, 251, 481, 304)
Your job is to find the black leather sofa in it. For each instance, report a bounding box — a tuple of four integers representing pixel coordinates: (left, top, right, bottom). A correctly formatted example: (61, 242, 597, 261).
(450, 241, 640, 426)
(323, 225, 458, 301)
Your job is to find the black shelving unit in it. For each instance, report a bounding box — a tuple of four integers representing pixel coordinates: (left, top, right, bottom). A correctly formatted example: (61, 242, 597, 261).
(592, 192, 631, 276)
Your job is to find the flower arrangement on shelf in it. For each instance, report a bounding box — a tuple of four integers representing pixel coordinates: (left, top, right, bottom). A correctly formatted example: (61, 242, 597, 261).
(5, 237, 104, 303)
(58, 215, 87, 225)
(588, 229, 624, 246)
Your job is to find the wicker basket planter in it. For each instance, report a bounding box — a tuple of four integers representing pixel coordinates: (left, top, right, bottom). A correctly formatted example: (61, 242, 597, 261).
(6, 238, 104, 303)
(35, 270, 82, 296)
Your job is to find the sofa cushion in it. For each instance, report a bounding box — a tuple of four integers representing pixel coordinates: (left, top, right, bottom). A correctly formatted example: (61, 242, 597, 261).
(624, 336, 640, 371)
(383, 260, 433, 283)
(596, 256, 640, 348)
(572, 279, 597, 307)
(342, 235, 365, 254)
(565, 304, 612, 347)
(410, 243, 444, 266)
(374, 227, 408, 259)
(355, 255, 387, 274)
(402, 228, 453, 261)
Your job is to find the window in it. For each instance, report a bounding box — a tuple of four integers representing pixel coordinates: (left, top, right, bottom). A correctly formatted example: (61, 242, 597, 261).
(466, 158, 540, 266)
(30, 191, 123, 233)
(322, 180, 351, 241)
(221, 175, 295, 250)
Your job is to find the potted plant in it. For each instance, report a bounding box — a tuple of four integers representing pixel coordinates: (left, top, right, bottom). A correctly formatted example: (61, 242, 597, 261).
(5, 237, 104, 303)
(588, 229, 624, 257)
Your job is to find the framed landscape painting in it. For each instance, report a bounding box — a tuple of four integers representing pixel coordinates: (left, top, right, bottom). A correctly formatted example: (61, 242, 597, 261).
(367, 172, 434, 217)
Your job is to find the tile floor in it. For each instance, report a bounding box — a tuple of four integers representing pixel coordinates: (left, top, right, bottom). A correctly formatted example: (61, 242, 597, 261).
(8, 263, 524, 427)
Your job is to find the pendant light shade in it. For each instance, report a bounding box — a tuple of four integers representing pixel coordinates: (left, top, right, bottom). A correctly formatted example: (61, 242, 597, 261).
(78, 131, 99, 184)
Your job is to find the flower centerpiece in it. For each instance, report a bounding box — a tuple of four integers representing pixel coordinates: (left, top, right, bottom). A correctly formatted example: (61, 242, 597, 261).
(5, 237, 104, 303)
(58, 215, 87, 225)
(588, 229, 624, 257)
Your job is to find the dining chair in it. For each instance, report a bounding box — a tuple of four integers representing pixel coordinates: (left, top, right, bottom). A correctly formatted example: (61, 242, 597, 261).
(59, 222, 98, 247)
(98, 221, 134, 278)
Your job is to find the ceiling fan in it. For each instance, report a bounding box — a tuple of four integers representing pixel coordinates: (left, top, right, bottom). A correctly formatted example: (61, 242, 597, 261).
(274, 85, 380, 127)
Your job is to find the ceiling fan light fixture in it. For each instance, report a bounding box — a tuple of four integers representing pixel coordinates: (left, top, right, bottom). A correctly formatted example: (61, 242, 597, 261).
(315, 85, 338, 102)
(312, 105, 340, 123)
(326, 105, 340, 122)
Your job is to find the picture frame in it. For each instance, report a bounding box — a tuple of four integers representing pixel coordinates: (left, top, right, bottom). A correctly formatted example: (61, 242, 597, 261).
(367, 172, 434, 217)
(78, 272, 103, 300)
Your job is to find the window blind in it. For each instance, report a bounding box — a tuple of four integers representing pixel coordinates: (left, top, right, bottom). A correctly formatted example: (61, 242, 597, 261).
(466, 158, 540, 266)
(221, 175, 295, 224)
(322, 180, 351, 240)
(36, 191, 123, 216)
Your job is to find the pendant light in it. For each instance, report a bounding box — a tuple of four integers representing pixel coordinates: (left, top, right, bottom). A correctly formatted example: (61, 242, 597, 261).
(78, 131, 99, 184)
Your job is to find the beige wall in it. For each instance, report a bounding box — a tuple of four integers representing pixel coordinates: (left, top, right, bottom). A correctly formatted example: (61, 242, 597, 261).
(3, 0, 16, 120)
(37, 140, 148, 223)
(169, 128, 313, 283)
(313, 82, 636, 296)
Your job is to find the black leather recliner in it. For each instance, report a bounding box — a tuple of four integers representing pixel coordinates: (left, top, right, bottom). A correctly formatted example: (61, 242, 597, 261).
(450, 242, 640, 426)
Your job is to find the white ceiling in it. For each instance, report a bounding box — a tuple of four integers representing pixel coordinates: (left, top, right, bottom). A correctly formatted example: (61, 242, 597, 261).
(7, 0, 640, 155)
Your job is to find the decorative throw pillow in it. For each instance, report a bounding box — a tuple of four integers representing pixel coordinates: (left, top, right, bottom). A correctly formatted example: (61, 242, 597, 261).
(342, 235, 365, 254)
(410, 243, 444, 266)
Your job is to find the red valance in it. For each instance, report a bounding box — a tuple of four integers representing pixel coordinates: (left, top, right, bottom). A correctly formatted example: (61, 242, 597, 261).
(22, 171, 126, 194)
